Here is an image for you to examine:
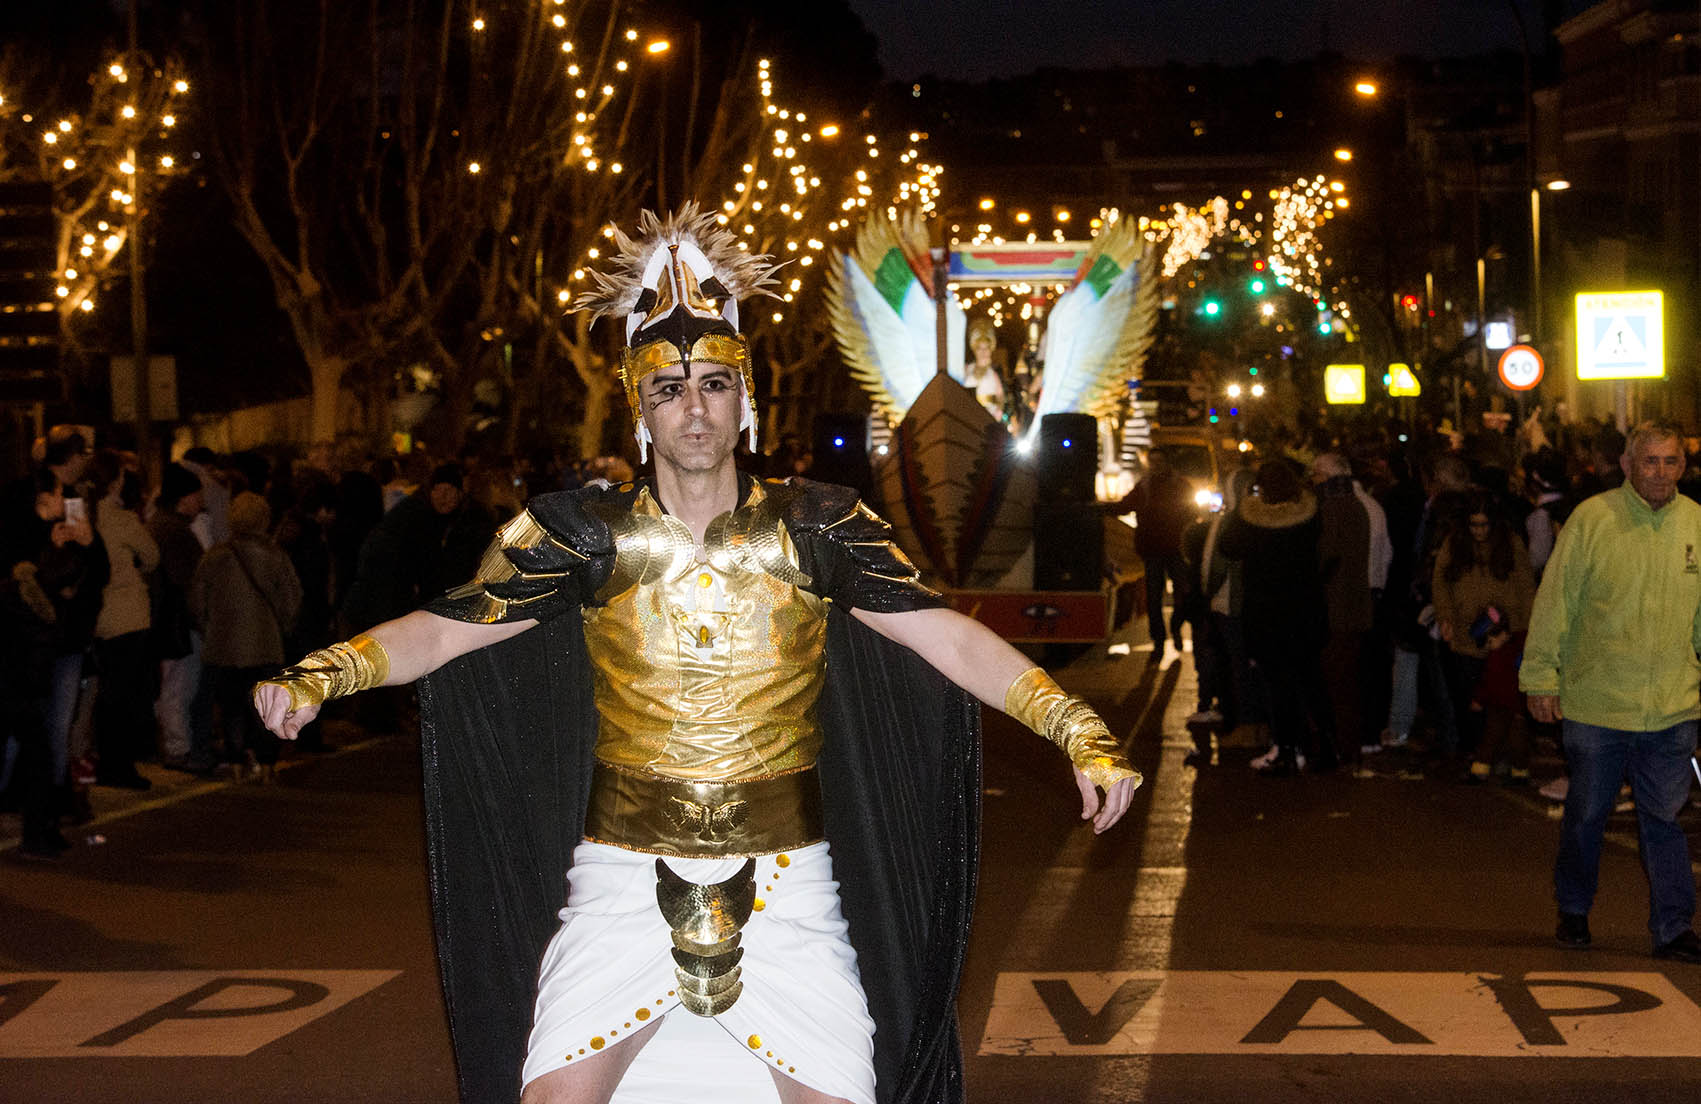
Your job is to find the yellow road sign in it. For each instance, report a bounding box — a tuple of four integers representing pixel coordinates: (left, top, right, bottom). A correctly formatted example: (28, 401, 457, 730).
(1325, 363, 1366, 404)
(1387, 363, 1421, 397)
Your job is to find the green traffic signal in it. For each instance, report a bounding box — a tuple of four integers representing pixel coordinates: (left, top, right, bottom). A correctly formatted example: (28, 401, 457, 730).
(1203, 299, 1221, 316)
(1249, 278, 1266, 294)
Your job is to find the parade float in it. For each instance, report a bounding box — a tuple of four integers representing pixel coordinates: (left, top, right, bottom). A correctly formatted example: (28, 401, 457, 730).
(826, 207, 1160, 642)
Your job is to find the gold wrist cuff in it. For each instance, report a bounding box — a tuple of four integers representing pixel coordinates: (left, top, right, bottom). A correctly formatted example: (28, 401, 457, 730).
(259, 632, 392, 711)
(1004, 667, 1141, 791)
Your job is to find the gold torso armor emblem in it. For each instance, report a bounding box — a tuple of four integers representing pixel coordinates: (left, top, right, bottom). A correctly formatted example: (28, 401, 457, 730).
(583, 482, 827, 781)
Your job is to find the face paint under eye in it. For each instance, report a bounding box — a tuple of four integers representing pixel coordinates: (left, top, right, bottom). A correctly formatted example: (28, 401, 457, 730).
(647, 383, 684, 409)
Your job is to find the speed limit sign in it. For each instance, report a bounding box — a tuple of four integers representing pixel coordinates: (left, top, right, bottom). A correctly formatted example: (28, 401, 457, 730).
(1498, 344, 1544, 390)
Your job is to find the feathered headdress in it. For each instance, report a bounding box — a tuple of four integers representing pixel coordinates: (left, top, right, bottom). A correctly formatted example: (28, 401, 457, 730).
(573, 203, 782, 459)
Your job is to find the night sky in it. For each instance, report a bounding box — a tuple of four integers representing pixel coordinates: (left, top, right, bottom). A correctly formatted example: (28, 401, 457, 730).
(848, 0, 1586, 80)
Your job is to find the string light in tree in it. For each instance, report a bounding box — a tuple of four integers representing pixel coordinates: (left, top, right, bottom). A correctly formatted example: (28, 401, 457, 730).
(556, 54, 941, 328)
(1, 49, 190, 321)
(946, 171, 1354, 339)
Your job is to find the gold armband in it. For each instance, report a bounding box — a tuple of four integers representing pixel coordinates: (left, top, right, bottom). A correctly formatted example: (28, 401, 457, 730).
(1004, 667, 1141, 791)
(258, 632, 392, 711)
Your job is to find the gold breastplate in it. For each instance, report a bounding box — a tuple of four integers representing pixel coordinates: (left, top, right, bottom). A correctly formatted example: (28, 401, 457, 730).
(582, 482, 828, 781)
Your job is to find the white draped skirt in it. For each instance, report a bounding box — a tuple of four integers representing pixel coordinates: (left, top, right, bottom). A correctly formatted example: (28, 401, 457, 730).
(521, 840, 877, 1104)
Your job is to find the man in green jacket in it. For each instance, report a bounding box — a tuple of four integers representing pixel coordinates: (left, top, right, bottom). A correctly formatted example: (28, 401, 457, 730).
(1522, 420, 1701, 962)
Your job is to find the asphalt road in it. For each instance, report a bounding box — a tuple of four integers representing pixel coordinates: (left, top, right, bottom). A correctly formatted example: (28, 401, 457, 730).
(5, 630, 1701, 1104)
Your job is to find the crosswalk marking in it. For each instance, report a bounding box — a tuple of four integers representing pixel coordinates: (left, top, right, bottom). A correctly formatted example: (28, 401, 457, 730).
(980, 971, 1701, 1057)
(0, 971, 400, 1057)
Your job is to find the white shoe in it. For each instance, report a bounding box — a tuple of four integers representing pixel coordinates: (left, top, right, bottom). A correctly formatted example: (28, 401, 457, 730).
(1359, 743, 1384, 757)
(1539, 777, 1569, 802)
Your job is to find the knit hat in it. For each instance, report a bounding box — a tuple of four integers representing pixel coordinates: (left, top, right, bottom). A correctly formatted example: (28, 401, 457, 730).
(158, 462, 203, 508)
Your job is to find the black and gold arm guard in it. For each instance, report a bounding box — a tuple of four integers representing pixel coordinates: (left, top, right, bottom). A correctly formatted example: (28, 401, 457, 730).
(257, 633, 392, 712)
(1004, 667, 1141, 791)
(782, 479, 944, 612)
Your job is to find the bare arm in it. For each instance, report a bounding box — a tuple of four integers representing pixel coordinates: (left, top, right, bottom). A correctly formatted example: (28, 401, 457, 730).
(254, 609, 536, 740)
(366, 608, 538, 683)
(850, 605, 1035, 712)
(851, 605, 1138, 833)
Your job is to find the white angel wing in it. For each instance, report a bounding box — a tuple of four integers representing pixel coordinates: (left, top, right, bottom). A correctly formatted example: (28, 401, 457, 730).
(826, 209, 965, 421)
(828, 255, 933, 417)
(1026, 232, 1160, 441)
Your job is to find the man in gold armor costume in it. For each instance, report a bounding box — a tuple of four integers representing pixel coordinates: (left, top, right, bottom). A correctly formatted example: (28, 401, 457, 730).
(254, 206, 1139, 1104)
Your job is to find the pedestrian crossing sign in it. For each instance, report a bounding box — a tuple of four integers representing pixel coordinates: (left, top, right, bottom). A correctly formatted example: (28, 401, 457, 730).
(1386, 363, 1421, 397)
(1575, 290, 1664, 380)
(1324, 363, 1366, 404)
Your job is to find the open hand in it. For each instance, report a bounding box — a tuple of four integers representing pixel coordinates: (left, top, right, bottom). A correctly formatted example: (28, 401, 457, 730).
(1074, 769, 1140, 834)
(253, 682, 319, 741)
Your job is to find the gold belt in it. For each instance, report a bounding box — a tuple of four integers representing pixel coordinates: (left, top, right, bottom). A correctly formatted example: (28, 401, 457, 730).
(582, 761, 825, 858)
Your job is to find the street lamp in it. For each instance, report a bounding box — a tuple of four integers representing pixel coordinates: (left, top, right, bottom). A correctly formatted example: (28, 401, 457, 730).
(1354, 80, 1379, 97)
(1530, 179, 1569, 349)
(1333, 148, 1353, 162)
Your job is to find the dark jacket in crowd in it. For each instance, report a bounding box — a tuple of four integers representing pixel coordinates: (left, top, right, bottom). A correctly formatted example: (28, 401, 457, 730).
(275, 497, 336, 653)
(31, 519, 109, 658)
(1219, 490, 1326, 656)
(1123, 470, 1196, 559)
(148, 509, 203, 659)
(330, 469, 385, 620)
(341, 490, 493, 628)
(1315, 476, 1373, 636)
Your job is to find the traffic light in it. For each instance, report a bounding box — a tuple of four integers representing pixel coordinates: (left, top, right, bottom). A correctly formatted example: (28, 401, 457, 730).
(1202, 299, 1221, 317)
(1249, 278, 1266, 294)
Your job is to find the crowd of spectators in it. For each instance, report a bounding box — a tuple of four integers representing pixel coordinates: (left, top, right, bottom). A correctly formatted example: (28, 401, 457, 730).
(2, 409, 1681, 864)
(1135, 415, 1656, 786)
(0, 428, 631, 861)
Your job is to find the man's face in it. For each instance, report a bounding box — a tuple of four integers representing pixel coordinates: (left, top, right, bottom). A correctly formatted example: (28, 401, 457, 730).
(640, 364, 743, 474)
(1622, 435, 1684, 508)
(60, 448, 89, 482)
(430, 482, 463, 514)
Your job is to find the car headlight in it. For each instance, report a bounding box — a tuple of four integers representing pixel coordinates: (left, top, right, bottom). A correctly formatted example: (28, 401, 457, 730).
(1194, 488, 1212, 507)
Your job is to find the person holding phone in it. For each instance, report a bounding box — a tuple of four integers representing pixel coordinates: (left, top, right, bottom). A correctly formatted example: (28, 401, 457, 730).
(1, 461, 107, 856)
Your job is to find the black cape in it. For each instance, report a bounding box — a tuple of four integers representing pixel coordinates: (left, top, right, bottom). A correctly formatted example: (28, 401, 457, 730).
(418, 607, 981, 1104)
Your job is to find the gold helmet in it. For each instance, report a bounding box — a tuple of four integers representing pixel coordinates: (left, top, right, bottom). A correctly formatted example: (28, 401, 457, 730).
(573, 203, 780, 460)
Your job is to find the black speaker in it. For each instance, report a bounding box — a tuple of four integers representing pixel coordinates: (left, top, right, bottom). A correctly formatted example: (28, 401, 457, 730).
(1035, 413, 1097, 501)
(1034, 499, 1103, 590)
(806, 412, 872, 496)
